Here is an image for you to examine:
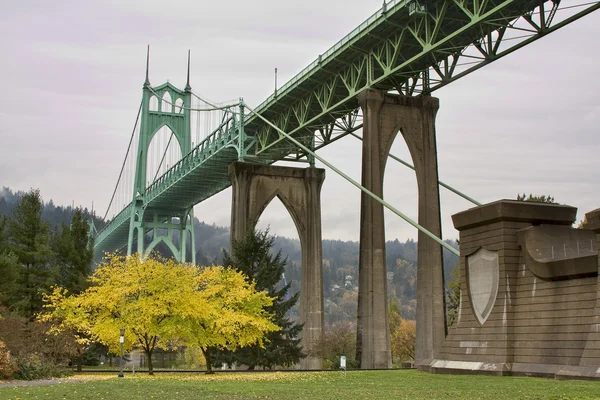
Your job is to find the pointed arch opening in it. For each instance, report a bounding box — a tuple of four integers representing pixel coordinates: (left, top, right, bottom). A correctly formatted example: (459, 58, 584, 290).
(174, 98, 184, 114)
(145, 234, 180, 262)
(161, 91, 172, 113)
(383, 129, 420, 321)
(149, 95, 159, 112)
(255, 194, 302, 323)
(145, 125, 183, 188)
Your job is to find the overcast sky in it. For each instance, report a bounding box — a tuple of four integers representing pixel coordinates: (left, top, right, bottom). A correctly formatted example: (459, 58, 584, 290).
(1, 1, 599, 243)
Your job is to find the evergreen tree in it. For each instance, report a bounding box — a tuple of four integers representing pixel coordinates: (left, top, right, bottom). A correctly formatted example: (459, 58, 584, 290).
(210, 228, 305, 369)
(52, 208, 94, 294)
(0, 215, 8, 252)
(0, 197, 9, 216)
(516, 193, 556, 203)
(8, 189, 56, 317)
(0, 216, 20, 307)
(446, 265, 461, 327)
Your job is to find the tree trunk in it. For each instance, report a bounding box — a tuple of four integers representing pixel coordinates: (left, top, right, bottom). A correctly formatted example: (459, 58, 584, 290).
(76, 356, 83, 372)
(76, 347, 83, 372)
(146, 349, 154, 375)
(201, 348, 214, 374)
(108, 353, 113, 367)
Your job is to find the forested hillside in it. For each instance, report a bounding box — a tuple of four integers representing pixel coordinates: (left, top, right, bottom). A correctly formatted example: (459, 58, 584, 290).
(1, 187, 459, 324)
(272, 236, 459, 323)
(0, 187, 104, 230)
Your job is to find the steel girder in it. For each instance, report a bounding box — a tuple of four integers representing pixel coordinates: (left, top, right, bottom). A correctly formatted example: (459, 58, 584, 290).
(244, 0, 600, 159)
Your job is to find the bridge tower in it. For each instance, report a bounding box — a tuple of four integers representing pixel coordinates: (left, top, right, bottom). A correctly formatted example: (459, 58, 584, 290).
(356, 90, 445, 369)
(127, 48, 196, 263)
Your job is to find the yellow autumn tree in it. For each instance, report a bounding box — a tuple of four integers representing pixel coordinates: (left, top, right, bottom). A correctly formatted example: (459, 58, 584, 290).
(389, 301, 416, 366)
(391, 319, 416, 365)
(41, 255, 278, 375)
(177, 266, 280, 372)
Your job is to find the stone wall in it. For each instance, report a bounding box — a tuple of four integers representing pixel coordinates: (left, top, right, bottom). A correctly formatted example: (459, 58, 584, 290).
(421, 200, 600, 379)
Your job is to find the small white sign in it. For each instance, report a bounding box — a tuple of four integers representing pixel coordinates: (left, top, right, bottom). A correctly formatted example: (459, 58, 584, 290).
(340, 356, 346, 369)
(120, 336, 124, 343)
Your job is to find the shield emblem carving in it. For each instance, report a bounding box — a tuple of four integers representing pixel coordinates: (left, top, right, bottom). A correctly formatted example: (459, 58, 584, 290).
(467, 248, 499, 325)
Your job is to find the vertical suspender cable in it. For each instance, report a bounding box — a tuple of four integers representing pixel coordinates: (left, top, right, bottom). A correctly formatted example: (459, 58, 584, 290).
(103, 101, 142, 221)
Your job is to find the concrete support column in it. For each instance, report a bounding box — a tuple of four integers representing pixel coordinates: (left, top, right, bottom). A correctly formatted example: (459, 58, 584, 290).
(127, 200, 145, 256)
(405, 97, 446, 365)
(356, 90, 445, 368)
(356, 90, 389, 369)
(179, 208, 195, 264)
(230, 164, 252, 243)
(229, 162, 325, 369)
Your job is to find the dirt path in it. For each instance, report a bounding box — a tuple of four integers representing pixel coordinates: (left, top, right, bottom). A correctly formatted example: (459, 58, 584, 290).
(0, 376, 111, 388)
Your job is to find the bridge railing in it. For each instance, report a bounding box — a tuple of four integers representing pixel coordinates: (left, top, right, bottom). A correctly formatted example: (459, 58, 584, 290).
(252, 0, 408, 115)
(144, 113, 239, 203)
(94, 201, 133, 248)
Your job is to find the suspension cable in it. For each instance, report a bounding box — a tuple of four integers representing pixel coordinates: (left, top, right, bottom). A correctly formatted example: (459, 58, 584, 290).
(146, 87, 238, 111)
(103, 101, 142, 221)
(191, 90, 239, 111)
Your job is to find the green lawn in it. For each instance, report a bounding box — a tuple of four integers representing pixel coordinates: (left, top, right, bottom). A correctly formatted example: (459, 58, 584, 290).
(1, 370, 599, 400)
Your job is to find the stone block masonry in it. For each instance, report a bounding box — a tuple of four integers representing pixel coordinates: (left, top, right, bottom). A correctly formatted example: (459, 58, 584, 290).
(422, 200, 600, 380)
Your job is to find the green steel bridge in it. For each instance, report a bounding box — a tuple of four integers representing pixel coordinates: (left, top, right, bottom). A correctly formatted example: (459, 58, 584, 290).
(93, 0, 600, 260)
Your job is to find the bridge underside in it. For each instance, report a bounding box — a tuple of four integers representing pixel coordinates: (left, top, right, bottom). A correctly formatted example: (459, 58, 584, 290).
(94, 137, 241, 260)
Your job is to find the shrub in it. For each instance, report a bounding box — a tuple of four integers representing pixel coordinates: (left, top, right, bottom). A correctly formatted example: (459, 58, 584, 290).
(13, 353, 72, 381)
(309, 322, 357, 369)
(0, 309, 76, 379)
(0, 340, 17, 379)
(80, 346, 101, 366)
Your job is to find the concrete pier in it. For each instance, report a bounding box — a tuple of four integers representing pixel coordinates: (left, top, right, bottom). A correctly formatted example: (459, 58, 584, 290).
(356, 90, 445, 368)
(229, 162, 325, 369)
